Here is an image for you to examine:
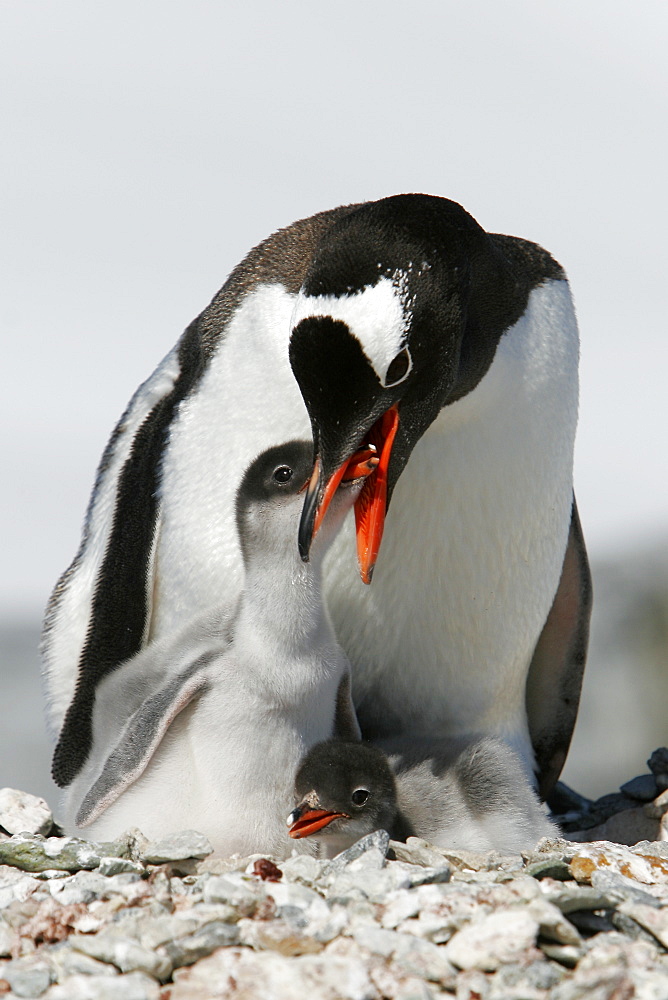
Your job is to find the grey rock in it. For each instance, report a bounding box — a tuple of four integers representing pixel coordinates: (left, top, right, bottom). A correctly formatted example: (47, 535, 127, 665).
(632, 841, 668, 860)
(525, 895, 583, 946)
(444, 908, 539, 971)
(617, 899, 668, 948)
(0, 834, 101, 873)
(133, 906, 237, 949)
(352, 925, 456, 986)
(590, 867, 663, 908)
(47, 870, 119, 905)
(202, 872, 264, 914)
(539, 942, 583, 968)
(160, 920, 240, 967)
(389, 837, 452, 869)
(0, 788, 53, 838)
(523, 838, 582, 863)
(611, 909, 665, 946)
(169, 942, 378, 1000)
(196, 852, 267, 876)
(4, 956, 54, 997)
(96, 831, 147, 862)
(569, 841, 668, 884)
(320, 829, 390, 875)
(238, 915, 325, 956)
(644, 789, 668, 819)
(0, 865, 41, 908)
(0, 917, 13, 957)
(493, 955, 566, 993)
(389, 860, 451, 888)
(43, 971, 160, 1000)
(71, 931, 172, 981)
(541, 882, 615, 914)
(554, 934, 664, 1000)
(568, 806, 662, 846)
(379, 889, 422, 929)
(141, 830, 213, 863)
(326, 859, 448, 904)
(279, 854, 326, 885)
(50, 946, 120, 980)
(620, 773, 660, 801)
(97, 856, 144, 877)
(265, 879, 327, 914)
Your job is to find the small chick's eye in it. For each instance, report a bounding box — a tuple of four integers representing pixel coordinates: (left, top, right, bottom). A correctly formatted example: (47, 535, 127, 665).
(273, 465, 293, 485)
(351, 788, 370, 806)
(383, 347, 412, 388)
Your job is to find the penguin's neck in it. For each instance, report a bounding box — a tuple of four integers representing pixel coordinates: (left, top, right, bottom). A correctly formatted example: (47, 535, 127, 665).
(239, 548, 331, 651)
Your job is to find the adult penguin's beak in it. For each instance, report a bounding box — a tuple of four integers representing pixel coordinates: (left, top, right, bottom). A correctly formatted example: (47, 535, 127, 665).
(298, 405, 400, 584)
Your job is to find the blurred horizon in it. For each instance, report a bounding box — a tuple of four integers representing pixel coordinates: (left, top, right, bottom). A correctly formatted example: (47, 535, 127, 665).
(3, 534, 668, 808)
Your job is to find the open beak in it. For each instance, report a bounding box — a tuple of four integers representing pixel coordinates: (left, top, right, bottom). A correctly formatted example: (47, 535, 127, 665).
(298, 405, 400, 584)
(287, 804, 350, 839)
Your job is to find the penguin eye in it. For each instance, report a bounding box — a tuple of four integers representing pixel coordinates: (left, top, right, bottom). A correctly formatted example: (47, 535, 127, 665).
(272, 465, 294, 485)
(351, 788, 370, 806)
(383, 347, 412, 388)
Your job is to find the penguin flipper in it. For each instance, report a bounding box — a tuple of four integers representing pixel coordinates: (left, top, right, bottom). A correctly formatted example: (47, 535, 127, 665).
(43, 322, 206, 745)
(74, 653, 213, 828)
(526, 496, 592, 799)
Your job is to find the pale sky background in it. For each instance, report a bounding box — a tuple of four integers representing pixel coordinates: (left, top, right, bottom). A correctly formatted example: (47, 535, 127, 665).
(0, 2, 666, 799)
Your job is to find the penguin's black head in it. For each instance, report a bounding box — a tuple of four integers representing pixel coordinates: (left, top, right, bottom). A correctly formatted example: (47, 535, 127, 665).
(289, 193, 506, 583)
(287, 740, 398, 845)
(235, 440, 377, 566)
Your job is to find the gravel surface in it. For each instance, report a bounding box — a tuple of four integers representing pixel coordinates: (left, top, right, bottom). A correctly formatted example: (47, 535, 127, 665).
(1, 753, 668, 1000)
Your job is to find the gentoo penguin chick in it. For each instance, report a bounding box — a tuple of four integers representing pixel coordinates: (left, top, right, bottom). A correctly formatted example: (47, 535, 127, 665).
(288, 737, 559, 857)
(60, 441, 377, 858)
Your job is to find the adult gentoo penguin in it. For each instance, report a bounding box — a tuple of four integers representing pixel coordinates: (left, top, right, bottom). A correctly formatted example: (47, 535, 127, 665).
(60, 441, 372, 855)
(44, 194, 591, 798)
(287, 737, 559, 857)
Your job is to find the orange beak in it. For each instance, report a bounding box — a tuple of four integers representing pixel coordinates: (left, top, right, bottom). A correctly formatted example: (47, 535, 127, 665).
(353, 405, 399, 583)
(288, 807, 349, 838)
(299, 405, 400, 585)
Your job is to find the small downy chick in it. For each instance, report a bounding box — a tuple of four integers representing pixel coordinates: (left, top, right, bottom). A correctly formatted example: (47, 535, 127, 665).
(60, 440, 377, 858)
(288, 736, 559, 857)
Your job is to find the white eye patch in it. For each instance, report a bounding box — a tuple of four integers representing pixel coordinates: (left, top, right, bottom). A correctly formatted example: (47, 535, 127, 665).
(292, 276, 411, 386)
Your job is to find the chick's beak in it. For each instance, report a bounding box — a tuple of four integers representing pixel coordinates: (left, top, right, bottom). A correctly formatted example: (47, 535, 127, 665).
(298, 405, 399, 584)
(287, 800, 350, 839)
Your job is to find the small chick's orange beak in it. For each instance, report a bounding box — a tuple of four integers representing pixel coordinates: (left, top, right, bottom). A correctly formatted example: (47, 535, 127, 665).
(288, 808, 349, 839)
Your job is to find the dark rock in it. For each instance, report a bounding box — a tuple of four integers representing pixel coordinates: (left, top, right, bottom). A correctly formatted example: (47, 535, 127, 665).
(567, 908, 616, 936)
(648, 748, 668, 778)
(524, 857, 572, 880)
(620, 773, 659, 801)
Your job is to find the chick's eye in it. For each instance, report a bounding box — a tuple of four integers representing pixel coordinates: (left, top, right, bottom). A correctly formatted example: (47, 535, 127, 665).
(273, 465, 293, 484)
(351, 788, 369, 806)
